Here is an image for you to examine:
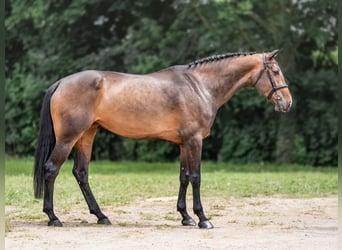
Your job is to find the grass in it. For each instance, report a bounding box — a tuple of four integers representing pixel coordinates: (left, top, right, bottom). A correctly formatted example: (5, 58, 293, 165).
(5, 158, 338, 221)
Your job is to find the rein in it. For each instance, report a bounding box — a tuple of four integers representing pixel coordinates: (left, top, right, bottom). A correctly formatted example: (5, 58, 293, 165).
(253, 53, 288, 99)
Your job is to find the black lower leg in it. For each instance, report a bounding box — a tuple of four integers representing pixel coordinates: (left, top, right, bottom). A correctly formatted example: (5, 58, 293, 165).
(190, 173, 213, 229)
(177, 171, 196, 226)
(80, 184, 111, 224)
(73, 168, 111, 225)
(43, 161, 63, 226)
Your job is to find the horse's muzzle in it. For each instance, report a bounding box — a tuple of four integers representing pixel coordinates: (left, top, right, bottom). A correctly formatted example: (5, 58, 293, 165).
(274, 96, 292, 112)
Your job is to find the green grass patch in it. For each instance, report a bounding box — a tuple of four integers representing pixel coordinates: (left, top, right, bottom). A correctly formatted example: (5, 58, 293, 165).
(5, 158, 337, 219)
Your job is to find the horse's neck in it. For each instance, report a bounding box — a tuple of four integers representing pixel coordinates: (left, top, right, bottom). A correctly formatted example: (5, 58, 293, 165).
(187, 57, 257, 109)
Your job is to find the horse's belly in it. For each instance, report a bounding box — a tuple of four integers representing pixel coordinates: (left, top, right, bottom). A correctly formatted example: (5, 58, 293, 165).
(96, 112, 182, 144)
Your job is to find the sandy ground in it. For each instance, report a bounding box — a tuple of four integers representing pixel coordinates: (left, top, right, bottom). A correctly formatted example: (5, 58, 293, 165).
(5, 196, 338, 250)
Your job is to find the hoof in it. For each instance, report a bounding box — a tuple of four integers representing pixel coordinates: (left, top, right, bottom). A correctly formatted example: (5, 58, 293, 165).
(48, 219, 63, 227)
(198, 220, 214, 229)
(181, 218, 196, 226)
(97, 217, 112, 225)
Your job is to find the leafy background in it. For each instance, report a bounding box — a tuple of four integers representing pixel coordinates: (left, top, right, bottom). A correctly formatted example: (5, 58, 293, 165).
(5, 0, 337, 166)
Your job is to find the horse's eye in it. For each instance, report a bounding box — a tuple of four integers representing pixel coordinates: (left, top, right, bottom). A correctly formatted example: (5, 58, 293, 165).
(271, 65, 279, 74)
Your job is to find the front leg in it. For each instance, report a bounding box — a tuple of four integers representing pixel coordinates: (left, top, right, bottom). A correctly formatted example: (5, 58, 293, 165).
(177, 160, 196, 226)
(190, 168, 213, 229)
(180, 135, 214, 229)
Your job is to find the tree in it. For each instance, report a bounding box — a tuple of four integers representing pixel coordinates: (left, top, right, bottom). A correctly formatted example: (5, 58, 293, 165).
(5, 0, 337, 166)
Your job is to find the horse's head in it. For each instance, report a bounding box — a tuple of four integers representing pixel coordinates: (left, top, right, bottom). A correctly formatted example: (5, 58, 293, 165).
(252, 50, 292, 112)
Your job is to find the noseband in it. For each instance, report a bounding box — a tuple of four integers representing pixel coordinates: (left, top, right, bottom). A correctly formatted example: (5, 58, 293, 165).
(253, 53, 288, 100)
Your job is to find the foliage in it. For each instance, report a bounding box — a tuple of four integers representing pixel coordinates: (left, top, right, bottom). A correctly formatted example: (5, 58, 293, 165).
(5, 0, 337, 166)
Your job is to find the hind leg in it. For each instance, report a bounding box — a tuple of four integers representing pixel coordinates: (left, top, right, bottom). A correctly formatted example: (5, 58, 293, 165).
(43, 141, 73, 226)
(72, 126, 111, 225)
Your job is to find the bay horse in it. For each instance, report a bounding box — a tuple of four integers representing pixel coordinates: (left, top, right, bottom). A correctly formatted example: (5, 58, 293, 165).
(34, 50, 292, 229)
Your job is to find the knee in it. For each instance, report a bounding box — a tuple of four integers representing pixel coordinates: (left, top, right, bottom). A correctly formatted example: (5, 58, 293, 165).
(180, 174, 189, 185)
(189, 174, 201, 187)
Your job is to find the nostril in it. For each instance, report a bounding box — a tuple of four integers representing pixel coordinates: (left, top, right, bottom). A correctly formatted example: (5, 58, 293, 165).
(286, 100, 292, 111)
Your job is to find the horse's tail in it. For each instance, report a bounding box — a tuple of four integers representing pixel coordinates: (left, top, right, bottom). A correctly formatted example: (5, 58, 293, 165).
(33, 82, 60, 199)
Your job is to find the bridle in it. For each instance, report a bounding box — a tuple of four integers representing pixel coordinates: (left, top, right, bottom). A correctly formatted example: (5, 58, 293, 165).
(253, 53, 288, 100)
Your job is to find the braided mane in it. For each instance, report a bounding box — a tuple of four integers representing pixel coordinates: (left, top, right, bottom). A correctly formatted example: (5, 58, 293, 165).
(187, 51, 257, 68)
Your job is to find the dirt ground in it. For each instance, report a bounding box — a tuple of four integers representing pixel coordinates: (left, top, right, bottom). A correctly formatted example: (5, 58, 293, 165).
(5, 196, 338, 250)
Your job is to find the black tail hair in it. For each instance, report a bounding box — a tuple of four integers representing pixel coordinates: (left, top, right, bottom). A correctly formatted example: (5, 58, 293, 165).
(33, 82, 60, 199)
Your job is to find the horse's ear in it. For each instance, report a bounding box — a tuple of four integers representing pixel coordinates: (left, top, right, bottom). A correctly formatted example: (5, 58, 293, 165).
(268, 49, 280, 59)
